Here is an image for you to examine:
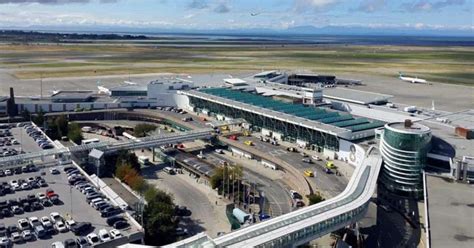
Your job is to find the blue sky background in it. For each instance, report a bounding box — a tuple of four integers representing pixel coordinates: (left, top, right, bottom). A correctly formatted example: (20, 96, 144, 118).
(0, 0, 472, 34)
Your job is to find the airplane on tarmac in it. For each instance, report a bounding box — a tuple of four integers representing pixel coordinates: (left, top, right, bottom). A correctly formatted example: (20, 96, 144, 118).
(96, 81, 111, 95)
(123, 81, 137, 85)
(399, 72, 428, 84)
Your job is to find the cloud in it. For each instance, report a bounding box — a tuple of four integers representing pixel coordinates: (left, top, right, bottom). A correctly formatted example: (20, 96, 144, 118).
(293, 0, 338, 12)
(0, 0, 117, 4)
(401, 0, 466, 12)
(0, 10, 171, 27)
(187, 0, 208, 9)
(214, 2, 230, 13)
(356, 0, 386, 13)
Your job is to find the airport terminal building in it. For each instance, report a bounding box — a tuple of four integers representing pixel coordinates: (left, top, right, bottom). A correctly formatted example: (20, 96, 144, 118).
(179, 87, 385, 156)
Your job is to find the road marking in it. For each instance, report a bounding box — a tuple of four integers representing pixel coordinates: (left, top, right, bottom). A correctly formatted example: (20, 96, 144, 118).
(268, 149, 287, 157)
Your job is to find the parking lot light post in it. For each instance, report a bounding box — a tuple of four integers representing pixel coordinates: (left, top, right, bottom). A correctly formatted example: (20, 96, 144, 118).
(70, 184, 73, 218)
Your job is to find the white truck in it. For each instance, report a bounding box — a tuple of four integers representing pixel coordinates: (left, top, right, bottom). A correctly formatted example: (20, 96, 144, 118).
(403, 106, 417, 113)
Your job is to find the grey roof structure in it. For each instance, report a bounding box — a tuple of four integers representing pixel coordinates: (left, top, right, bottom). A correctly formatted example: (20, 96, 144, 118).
(323, 87, 393, 105)
(109, 85, 147, 92)
(88, 148, 105, 160)
(51, 91, 94, 102)
(182, 89, 352, 138)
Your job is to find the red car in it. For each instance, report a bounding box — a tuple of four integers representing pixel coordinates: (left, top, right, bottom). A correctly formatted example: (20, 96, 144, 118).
(46, 189, 55, 198)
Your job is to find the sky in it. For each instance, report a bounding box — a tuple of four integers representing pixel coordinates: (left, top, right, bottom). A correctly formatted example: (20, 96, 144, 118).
(0, 0, 472, 34)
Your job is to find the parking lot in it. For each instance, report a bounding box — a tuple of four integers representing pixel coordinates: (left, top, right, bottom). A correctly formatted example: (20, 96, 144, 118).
(0, 160, 139, 247)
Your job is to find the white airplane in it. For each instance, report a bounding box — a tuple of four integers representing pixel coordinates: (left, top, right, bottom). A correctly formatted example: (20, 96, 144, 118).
(97, 81, 111, 95)
(123, 81, 137, 85)
(399, 72, 428, 84)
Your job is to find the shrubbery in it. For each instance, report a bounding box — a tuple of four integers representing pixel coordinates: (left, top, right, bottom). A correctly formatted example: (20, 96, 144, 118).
(307, 193, 325, 205)
(134, 123, 157, 137)
(67, 122, 83, 144)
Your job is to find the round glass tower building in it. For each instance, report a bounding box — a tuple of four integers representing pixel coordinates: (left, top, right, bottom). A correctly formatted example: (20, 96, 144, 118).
(380, 121, 432, 198)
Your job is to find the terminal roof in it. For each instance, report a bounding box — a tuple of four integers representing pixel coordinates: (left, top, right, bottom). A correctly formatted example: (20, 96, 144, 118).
(323, 87, 393, 105)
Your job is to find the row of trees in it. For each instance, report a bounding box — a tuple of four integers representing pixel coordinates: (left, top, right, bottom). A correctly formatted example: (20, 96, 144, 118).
(22, 111, 84, 144)
(111, 150, 177, 246)
(210, 165, 245, 200)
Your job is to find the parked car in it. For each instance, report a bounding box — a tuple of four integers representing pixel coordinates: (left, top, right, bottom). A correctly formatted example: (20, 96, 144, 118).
(21, 229, 33, 241)
(50, 212, 62, 223)
(0, 237, 10, 247)
(98, 229, 111, 242)
(86, 233, 100, 245)
(101, 207, 122, 218)
(106, 216, 124, 226)
(41, 216, 53, 229)
(52, 241, 65, 248)
(65, 220, 77, 230)
(28, 216, 41, 228)
(18, 219, 29, 230)
(10, 231, 22, 243)
(70, 222, 92, 235)
(109, 229, 122, 239)
(64, 238, 78, 248)
(76, 237, 89, 248)
(55, 221, 68, 233)
(0, 224, 7, 237)
(113, 221, 129, 230)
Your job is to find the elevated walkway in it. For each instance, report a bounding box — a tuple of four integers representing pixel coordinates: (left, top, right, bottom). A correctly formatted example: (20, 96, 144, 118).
(165, 147, 382, 248)
(0, 129, 213, 167)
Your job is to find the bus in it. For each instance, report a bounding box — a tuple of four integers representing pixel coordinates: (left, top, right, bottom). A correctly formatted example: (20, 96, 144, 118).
(122, 132, 139, 141)
(81, 138, 100, 145)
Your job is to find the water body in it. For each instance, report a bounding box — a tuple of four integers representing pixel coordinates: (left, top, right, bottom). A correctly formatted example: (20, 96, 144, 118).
(36, 29, 474, 47)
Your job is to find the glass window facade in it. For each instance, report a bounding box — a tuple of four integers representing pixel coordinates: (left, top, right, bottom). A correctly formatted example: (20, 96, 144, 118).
(189, 97, 340, 150)
(380, 123, 431, 198)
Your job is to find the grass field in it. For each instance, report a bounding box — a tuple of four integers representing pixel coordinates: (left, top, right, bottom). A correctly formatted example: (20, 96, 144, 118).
(1, 44, 473, 85)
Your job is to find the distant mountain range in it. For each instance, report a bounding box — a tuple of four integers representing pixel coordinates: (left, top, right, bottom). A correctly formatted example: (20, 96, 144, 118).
(1, 24, 473, 37)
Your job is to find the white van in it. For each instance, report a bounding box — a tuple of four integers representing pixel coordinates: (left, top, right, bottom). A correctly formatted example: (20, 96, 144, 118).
(138, 156, 149, 166)
(163, 167, 175, 175)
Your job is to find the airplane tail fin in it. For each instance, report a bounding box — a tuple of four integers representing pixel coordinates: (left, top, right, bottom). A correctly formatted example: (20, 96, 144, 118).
(398, 72, 403, 77)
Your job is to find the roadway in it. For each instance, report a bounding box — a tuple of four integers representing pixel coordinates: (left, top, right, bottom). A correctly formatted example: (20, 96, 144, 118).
(205, 152, 292, 217)
(239, 136, 348, 197)
(143, 166, 231, 238)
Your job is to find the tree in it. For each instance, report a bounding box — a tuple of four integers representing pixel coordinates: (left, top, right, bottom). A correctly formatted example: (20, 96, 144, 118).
(116, 150, 141, 172)
(144, 187, 158, 203)
(55, 115, 68, 137)
(21, 109, 31, 121)
(129, 176, 146, 193)
(143, 189, 177, 245)
(210, 165, 243, 196)
(67, 122, 83, 144)
(46, 118, 59, 140)
(134, 123, 157, 137)
(115, 164, 133, 181)
(33, 109, 45, 126)
(307, 193, 325, 205)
